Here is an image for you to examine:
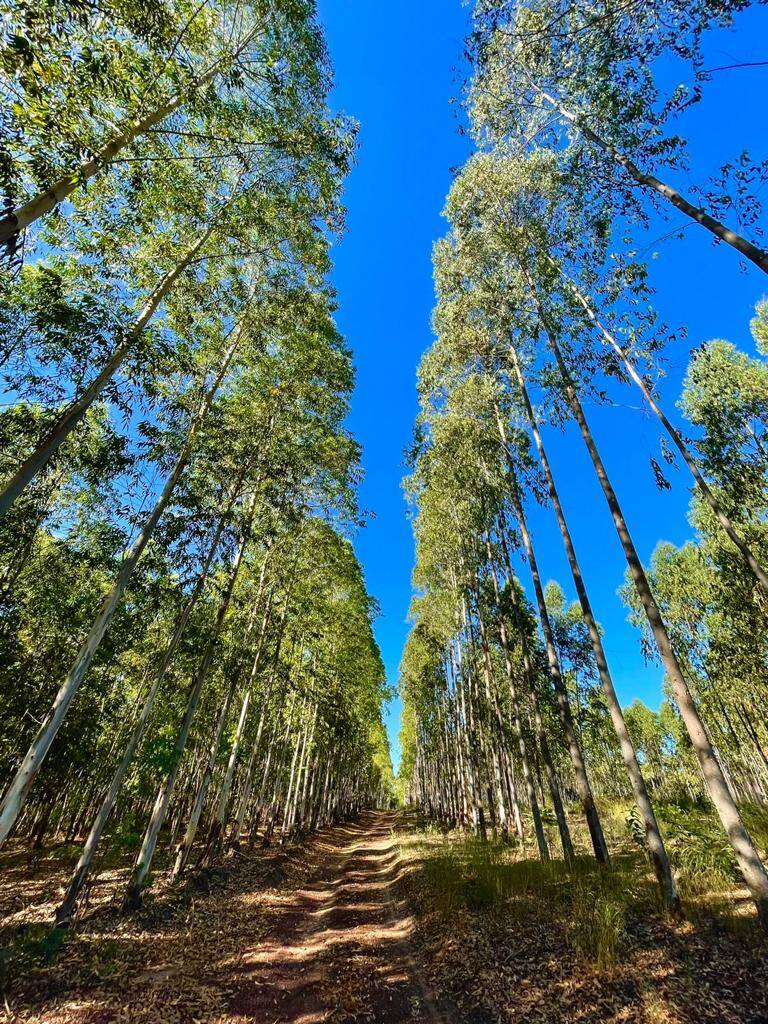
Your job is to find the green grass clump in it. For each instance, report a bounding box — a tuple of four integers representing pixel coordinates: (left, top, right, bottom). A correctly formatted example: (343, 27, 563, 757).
(742, 802, 768, 852)
(416, 826, 637, 972)
(568, 870, 633, 973)
(0, 924, 68, 993)
(655, 804, 737, 894)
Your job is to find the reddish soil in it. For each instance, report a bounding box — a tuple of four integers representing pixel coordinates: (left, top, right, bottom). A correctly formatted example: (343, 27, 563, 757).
(0, 811, 477, 1023)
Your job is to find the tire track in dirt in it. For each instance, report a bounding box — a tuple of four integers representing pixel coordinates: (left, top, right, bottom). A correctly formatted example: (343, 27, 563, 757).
(222, 810, 455, 1023)
(3, 811, 487, 1023)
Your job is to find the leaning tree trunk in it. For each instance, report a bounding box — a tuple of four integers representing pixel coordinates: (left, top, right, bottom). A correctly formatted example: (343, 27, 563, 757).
(53, 484, 240, 926)
(531, 82, 768, 275)
(123, 505, 254, 909)
(228, 608, 288, 848)
(524, 269, 768, 924)
(0, 223, 217, 518)
(172, 547, 273, 878)
(200, 677, 253, 866)
(507, 343, 679, 911)
(554, 266, 768, 593)
(461, 574, 512, 840)
(0, 324, 244, 849)
(227, 673, 273, 849)
(495, 409, 610, 864)
(171, 672, 239, 879)
(0, 27, 258, 248)
(484, 534, 550, 860)
(496, 508, 575, 864)
(202, 564, 281, 861)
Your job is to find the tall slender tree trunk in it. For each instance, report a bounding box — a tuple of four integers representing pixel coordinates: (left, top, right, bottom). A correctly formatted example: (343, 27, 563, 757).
(288, 705, 317, 838)
(123, 508, 254, 909)
(454, 641, 486, 838)
(228, 587, 290, 848)
(531, 82, 768, 274)
(0, 323, 243, 848)
(484, 533, 550, 860)
(0, 435, 187, 848)
(254, 711, 288, 846)
(202, 593, 278, 864)
(171, 556, 271, 877)
(0, 223, 217, 518)
(507, 344, 679, 909)
(497, 506, 575, 863)
(465, 588, 510, 838)
(281, 709, 309, 844)
(54, 494, 237, 926)
(0, 28, 258, 247)
(524, 269, 768, 923)
(554, 265, 768, 592)
(171, 672, 238, 879)
(495, 410, 609, 863)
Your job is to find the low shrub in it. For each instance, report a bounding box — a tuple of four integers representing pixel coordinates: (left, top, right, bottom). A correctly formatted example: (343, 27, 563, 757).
(655, 804, 736, 895)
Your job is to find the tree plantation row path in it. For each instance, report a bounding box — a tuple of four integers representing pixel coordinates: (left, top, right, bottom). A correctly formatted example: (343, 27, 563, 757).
(218, 810, 449, 1023)
(3, 812, 484, 1024)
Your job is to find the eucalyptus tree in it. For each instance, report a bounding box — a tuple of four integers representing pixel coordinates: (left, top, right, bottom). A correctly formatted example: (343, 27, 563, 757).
(469, 0, 768, 273)
(45, 282, 361, 908)
(0, 0, 392, 922)
(119, 290, 367, 903)
(435, 137, 768, 919)
(0, 136, 343, 516)
(404, 357, 588, 859)
(50, 284, 310, 918)
(0, 0, 347, 252)
(0, 258, 331, 846)
(412, 145, 679, 904)
(620, 331, 768, 804)
(0, 0, 355, 842)
(53, 474, 244, 927)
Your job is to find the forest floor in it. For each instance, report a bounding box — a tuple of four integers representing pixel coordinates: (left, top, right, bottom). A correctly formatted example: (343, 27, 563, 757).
(0, 810, 766, 1023)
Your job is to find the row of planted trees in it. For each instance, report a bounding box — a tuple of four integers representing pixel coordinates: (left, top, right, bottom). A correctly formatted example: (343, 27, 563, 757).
(0, 0, 392, 927)
(400, 0, 768, 927)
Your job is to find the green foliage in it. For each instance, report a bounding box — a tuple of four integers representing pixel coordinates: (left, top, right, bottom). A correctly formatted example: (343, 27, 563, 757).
(657, 804, 736, 893)
(0, 0, 390, 903)
(0, 924, 68, 993)
(619, 320, 768, 808)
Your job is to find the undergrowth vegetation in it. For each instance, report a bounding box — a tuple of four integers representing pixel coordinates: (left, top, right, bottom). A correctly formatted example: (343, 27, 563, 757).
(401, 799, 768, 974)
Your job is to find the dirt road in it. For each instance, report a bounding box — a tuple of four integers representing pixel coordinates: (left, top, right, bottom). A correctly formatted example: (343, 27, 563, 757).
(222, 809, 448, 1022)
(5, 811, 474, 1024)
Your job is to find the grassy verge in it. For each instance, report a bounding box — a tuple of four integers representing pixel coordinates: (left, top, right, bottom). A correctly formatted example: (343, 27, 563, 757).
(398, 798, 768, 972)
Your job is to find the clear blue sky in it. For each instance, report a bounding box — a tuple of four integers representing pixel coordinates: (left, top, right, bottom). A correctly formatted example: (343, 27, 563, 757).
(316, 1, 768, 771)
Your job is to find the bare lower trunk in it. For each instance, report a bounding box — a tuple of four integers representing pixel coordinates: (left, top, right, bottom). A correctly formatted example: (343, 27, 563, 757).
(484, 533, 550, 860)
(507, 343, 678, 910)
(0, 439, 189, 847)
(54, 500, 235, 925)
(199, 687, 250, 867)
(496, 410, 609, 863)
(171, 673, 238, 879)
(526, 271, 768, 923)
(228, 672, 275, 848)
(123, 515, 253, 909)
(497, 507, 575, 864)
